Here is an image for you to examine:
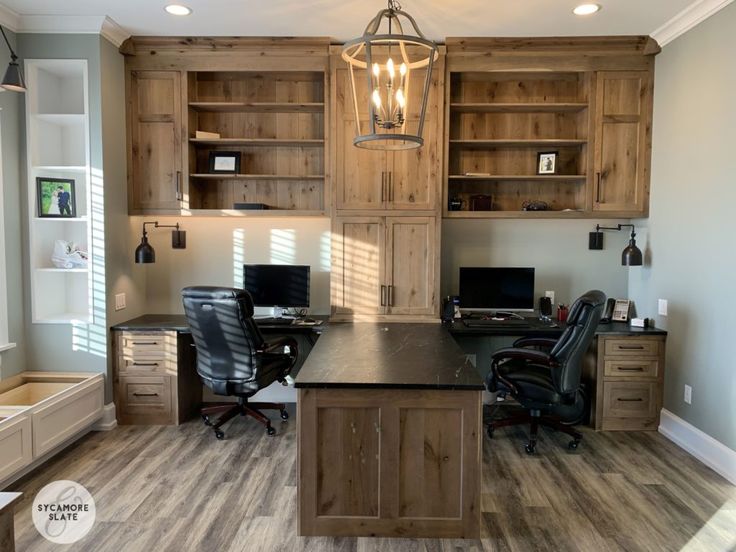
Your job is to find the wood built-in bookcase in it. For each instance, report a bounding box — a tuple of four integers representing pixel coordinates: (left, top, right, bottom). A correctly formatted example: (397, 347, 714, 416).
(446, 71, 591, 218)
(186, 71, 326, 215)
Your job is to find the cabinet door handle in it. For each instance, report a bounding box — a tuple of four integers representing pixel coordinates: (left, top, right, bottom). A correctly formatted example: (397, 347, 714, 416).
(618, 345, 645, 350)
(389, 172, 394, 202)
(132, 392, 159, 397)
(596, 172, 602, 203)
(617, 397, 643, 402)
(380, 172, 386, 202)
(131, 341, 158, 346)
(616, 366, 644, 372)
(388, 285, 394, 307)
(380, 285, 386, 306)
(132, 362, 159, 367)
(175, 171, 182, 202)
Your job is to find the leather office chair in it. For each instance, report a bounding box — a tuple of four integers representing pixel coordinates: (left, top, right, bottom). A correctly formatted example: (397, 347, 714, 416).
(486, 290, 605, 453)
(181, 286, 298, 440)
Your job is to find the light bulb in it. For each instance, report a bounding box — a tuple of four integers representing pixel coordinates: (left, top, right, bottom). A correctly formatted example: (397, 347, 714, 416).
(396, 88, 405, 108)
(573, 3, 601, 15)
(386, 58, 395, 80)
(372, 63, 380, 78)
(399, 63, 407, 76)
(164, 4, 192, 15)
(372, 89, 382, 109)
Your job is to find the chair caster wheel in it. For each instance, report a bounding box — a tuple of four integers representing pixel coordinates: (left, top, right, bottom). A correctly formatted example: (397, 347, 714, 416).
(202, 415, 212, 426)
(568, 440, 580, 450)
(486, 425, 494, 439)
(525, 443, 536, 455)
(280, 409, 289, 420)
(267, 426, 276, 436)
(215, 430, 225, 440)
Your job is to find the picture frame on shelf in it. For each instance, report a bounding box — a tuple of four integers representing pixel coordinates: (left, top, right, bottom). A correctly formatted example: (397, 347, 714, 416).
(36, 177, 77, 218)
(536, 151, 558, 175)
(208, 151, 241, 174)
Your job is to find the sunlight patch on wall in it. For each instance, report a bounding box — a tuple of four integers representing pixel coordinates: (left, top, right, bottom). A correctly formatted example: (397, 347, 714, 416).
(270, 228, 296, 264)
(233, 228, 245, 288)
(320, 230, 331, 272)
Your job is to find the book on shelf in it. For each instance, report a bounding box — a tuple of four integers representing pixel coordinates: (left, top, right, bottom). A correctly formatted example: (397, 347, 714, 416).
(195, 130, 221, 139)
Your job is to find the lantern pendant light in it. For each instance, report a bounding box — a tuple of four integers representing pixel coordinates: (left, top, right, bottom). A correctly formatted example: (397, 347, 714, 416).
(342, 0, 439, 150)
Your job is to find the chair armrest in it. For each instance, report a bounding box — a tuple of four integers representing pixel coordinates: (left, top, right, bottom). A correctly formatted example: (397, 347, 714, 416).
(258, 336, 299, 377)
(512, 337, 558, 350)
(491, 347, 556, 367)
(259, 336, 298, 354)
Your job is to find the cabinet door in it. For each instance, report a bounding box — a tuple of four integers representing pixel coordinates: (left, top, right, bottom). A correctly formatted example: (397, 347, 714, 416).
(128, 70, 183, 212)
(593, 71, 652, 214)
(385, 217, 437, 316)
(332, 217, 386, 316)
(335, 69, 388, 210)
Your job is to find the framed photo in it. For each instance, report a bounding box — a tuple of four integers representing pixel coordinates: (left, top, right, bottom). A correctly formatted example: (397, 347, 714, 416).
(36, 177, 77, 218)
(208, 151, 241, 174)
(536, 151, 558, 175)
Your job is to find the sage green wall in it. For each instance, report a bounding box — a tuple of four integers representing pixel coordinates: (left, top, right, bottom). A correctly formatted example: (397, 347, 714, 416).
(0, 29, 27, 378)
(629, 3, 736, 450)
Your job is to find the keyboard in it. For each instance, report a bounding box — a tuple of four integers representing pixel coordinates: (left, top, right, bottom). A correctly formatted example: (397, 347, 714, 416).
(255, 317, 295, 326)
(463, 318, 531, 329)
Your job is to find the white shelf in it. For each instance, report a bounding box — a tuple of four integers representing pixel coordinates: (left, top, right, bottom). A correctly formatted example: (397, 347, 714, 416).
(35, 268, 88, 273)
(32, 165, 87, 173)
(35, 113, 85, 125)
(33, 313, 93, 325)
(33, 216, 88, 222)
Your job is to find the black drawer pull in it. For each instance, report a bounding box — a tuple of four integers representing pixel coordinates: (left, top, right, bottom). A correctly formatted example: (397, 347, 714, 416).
(617, 397, 643, 402)
(616, 366, 644, 371)
(132, 362, 159, 367)
(617, 345, 645, 350)
(132, 392, 159, 397)
(131, 341, 159, 346)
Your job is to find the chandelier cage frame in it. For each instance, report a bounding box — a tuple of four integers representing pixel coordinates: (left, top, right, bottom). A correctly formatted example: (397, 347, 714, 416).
(341, 0, 439, 150)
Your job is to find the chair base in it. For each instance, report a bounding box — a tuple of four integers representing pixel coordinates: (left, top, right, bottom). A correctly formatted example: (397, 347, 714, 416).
(201, 398, 289, 440)
(487, 409, 582, 454)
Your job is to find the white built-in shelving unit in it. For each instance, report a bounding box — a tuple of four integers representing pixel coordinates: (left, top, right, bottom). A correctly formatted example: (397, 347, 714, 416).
(25, 60, 92, 324)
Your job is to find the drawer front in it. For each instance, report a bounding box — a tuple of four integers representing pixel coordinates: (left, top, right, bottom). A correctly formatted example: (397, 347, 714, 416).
(118, 331, 177, 360)
(604, 338, 660, 357)
(604, 359, 659, 379)
(602, 382, 657, 419)
(118, 357, 175, 376)
(117, 375, 173, 424)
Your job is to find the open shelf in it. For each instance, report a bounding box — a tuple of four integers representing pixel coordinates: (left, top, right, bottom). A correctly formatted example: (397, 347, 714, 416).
(32, 165, 87, 173)
(445, 210, 587, 219)
(36, 267, 88, 273)
(450, 102, 588, 113)
(33, 216, 88, 223)
(189, 138, 324, 147)
(35, 113, 86, 124)
(33, 313, 93, 325)
(190, 173, 324, 181)
(449, 174, 587, 181)
(187, 209, 328, 217)
(189, 102, 324, 113)
(450, 139, 587, 148)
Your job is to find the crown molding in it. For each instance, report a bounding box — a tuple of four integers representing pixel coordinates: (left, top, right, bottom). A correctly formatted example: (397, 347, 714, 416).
(652, 0, 735, 47)
(0, 3, 20, 32)
(100, 16, 130, 47)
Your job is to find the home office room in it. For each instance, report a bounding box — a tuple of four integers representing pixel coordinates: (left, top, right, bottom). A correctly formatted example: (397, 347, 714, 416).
(0, 1, 734, 550)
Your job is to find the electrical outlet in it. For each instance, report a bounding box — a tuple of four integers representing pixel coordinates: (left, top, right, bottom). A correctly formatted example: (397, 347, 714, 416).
(545, 290, 555, 305)
(684, 384, 692, 405)
(115, 293, 126, 311)
(658, 299, 668, 316)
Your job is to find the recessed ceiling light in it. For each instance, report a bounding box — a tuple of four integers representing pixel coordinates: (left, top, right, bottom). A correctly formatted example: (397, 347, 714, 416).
(573, 3, 601, 16)
(165, 4, 192, 16)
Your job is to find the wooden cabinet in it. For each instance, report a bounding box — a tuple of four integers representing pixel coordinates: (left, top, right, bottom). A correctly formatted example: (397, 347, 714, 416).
(333, 50, 443, 213)
(127, 70, 183, 213)
(593, 71, 653, 215)
(298, 387, 481, 538)
(332, 216, 437, 319)
(593, 335, 666, 431)
(113, 330, 201, 425)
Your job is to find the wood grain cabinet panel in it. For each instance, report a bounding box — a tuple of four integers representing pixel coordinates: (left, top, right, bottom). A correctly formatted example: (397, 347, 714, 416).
(128, 70, 183, 213)
(602, 381, 657, 419)
(116, 375, 173, 425)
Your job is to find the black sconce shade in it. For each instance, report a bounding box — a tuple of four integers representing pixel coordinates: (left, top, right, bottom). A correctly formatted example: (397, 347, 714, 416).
(622, 239, 643, 266)
(135, 235, 155, 264)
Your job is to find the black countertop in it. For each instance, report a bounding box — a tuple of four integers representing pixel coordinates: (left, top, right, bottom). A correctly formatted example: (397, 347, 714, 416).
(294, 323, 484, 390)
(446, 318, 667, 337)
(111, 313, 328, 333)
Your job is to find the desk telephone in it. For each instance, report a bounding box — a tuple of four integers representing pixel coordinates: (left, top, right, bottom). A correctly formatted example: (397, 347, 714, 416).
(601, 298, 631, 323)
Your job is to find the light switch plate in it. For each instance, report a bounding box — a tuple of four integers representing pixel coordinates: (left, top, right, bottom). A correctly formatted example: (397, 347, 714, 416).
(115, 293, 126, 311)
(658, 299, 668, 316)
(545, 290, 555, 305)
(684, 384, 692, 405)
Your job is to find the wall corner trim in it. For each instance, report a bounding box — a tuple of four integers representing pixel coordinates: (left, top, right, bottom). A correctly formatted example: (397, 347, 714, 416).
(651, 0, 735, 47)
(100, 16, 130, 48)
(92, 402, 118, 431)
(659, 408, 736, 486)
(0, 3, 20, 32)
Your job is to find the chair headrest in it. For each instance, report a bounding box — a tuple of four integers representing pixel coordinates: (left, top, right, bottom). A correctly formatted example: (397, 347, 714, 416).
(566, 290, 606, 325)
(181, 286, 255, 317)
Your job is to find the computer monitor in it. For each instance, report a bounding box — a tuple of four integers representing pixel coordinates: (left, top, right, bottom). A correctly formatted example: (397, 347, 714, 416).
(242, 264, 310, 308)
(459, 267, 535, 312)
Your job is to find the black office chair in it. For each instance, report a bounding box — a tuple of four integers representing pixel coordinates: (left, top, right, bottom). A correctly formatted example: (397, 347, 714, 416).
(182, 286, 298, 440)
(485, 290, 605, 453)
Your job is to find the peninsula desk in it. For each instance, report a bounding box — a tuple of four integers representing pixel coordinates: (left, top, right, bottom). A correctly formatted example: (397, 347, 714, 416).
(295, 323, 484, 539)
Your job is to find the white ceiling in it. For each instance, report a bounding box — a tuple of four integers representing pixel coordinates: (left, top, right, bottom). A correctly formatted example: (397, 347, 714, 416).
(0, 0, 705, 42)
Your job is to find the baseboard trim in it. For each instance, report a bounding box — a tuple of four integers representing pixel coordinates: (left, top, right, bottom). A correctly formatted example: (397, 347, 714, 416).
(92, 402, 117, 431)
(659, 408, 736, 485)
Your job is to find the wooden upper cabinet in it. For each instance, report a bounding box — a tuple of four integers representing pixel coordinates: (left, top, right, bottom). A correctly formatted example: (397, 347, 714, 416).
(336, 115, 387, 210)
(385, 217, 436, 316)
(128, 70, 183, 213)
(593, 71, 653, 214)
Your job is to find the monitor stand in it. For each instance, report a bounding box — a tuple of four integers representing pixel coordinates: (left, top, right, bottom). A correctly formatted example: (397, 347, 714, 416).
(272, 306, 295, 319)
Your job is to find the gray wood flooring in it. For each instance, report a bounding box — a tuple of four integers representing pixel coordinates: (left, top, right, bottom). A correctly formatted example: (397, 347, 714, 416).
(8, 409, 736, 552)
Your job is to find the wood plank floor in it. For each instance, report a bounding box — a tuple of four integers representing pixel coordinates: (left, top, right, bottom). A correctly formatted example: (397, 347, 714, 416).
(8, 408, 736, 552)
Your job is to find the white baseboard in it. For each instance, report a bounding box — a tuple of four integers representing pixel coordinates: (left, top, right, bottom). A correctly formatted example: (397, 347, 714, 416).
(659, 408, 736, 485)
(92, 402, 117, 431)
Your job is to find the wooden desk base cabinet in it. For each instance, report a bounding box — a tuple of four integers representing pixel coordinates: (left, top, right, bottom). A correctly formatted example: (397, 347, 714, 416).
(297, 388, 482, 538)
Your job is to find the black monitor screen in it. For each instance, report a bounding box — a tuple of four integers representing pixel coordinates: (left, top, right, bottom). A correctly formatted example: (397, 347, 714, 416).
(459, 267, 535, 311)
(243, 264, 310, 308)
